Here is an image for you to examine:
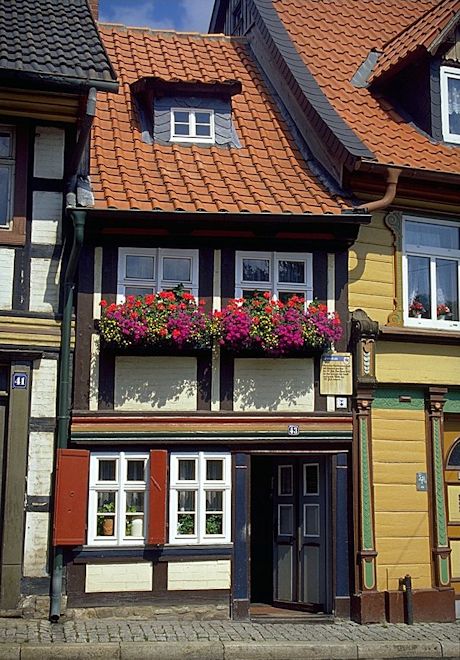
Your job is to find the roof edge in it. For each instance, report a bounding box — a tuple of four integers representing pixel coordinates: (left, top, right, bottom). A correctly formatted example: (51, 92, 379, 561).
(0, 68, 119, 93)
(252, 0, 375, 162)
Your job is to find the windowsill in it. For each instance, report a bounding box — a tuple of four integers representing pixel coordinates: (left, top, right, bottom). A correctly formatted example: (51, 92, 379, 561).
(72, 543, 233, 562)
(0, 217, 26, 246)
(381, 325, 460, 344)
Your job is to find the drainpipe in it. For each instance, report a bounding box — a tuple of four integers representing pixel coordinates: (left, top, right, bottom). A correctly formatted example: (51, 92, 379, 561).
(49, 89, 96, 623)
(354, 167, 402, 213)
(49, 209, 86, 622)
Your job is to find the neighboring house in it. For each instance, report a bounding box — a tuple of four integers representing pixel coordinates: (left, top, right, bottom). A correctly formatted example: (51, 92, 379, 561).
(0, 0, 117, 615)
(51, 23, 371, 621)
(210, 0, 460, 622)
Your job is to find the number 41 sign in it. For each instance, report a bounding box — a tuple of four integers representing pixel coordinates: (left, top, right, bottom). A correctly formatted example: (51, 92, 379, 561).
(12, 372, 28, 389)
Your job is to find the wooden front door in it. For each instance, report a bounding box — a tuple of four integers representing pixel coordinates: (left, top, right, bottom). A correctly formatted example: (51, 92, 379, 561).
(444, 416, 460, 601)
(273, 458, 329, 611)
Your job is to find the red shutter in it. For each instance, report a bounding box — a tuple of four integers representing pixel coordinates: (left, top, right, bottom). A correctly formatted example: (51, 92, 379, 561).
(52, 449, 90, 546)
(148, 449, 168, 545)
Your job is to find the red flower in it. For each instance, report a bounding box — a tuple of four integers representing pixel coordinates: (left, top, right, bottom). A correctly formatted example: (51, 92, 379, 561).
(100, 299, 107, 308)
(263, 291, 271, 299)
(172, 329, 181, 339)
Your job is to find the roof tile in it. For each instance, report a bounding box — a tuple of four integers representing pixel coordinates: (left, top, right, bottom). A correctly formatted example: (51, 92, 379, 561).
(92, 25, 346, 214)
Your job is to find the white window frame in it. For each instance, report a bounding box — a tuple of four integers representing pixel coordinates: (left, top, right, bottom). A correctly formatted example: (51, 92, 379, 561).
(0, 125, 15, 228)
(235, 251, 313, 302)
(169, 451, 232, 545)
(87, 452, 149, 547)
(440, 66, 460, 144)
(170, 108, 215, 144)
(402, 215, 460, 331)
(117, 247, 199, 302)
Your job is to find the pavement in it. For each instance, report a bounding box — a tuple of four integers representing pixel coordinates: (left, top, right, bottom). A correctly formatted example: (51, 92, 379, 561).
(0, 617, 458, 659)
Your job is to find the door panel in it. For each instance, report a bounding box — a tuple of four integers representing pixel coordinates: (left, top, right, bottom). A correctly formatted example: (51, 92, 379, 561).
(273, 458, 328, 611)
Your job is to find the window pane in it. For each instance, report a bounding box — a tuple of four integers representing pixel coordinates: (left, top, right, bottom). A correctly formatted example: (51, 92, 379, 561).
(178, 459, 196, 481)
(436, 259, 459, 321)
(278, 260, 305, 283)
(98, 460, 116, 481)
(126, 491, 144, 512)
(0, 166, 10, 226)
(195, 112, 211, 124)
(97, 492, 116, 536)
(304, 504, 319, 536)
(242, 258, 270, 282)
(195, 124, 211, 137)
(279, 504, 293, 535)
(174, 123, 190, 136)
(174, 111, 190, 124)
(163, 257, 191, 282)
(406, 221, 459, 250)
(0, 132, 11, 158)
(178, 490, 195, 512)
(206, 459, 223, 480)
(408, 256, 431, 318)
(124, 286, 154, 297)
(205, 513, 223, 534)
(127, 460, 145, 481)
(279, 466, 293, 496)
(447, 441, 460, 468)
(206, 490, 223, 511)
(448, 76, 460, 136)
(125, 255, 154, 280)
(304, 465, 319, 495)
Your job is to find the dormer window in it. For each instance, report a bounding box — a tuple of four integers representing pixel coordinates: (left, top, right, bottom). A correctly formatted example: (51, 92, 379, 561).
(440, 66, 460, 144)
(170, 108, 215, 144)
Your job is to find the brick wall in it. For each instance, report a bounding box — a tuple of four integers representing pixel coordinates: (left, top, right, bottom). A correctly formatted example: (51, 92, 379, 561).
(88, 0, 98, 20)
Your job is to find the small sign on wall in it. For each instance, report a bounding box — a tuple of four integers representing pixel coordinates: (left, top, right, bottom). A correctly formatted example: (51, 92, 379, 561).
(12, 372, 28, 389)
(320, 353, 352, 396)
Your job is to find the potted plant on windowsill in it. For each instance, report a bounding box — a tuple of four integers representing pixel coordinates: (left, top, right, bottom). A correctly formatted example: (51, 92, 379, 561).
(97, 287, 215, 354)
(214, 293, 343, 357)
(409, 298, 426, 318)
(97, 501, 115, 537)
(437, 303, 450, 320)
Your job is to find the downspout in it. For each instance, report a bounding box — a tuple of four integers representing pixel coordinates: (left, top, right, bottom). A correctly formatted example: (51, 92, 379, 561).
(50, 89, 96, 623)
(354, 167, 402, 213)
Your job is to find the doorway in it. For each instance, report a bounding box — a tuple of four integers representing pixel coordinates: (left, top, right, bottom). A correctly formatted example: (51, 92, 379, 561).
(251, 455, 331, 613)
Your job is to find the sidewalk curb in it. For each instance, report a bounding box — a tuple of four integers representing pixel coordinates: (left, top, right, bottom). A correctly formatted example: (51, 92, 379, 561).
(0, 639, 458, 660)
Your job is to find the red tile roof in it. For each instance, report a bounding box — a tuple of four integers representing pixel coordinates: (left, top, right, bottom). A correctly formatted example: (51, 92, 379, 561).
(91, 25, 346, 214)
(370, 0, 460, 83)
(273, 0, 460, 174)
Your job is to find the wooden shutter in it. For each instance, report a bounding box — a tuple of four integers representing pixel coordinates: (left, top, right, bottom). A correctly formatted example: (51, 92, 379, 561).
(148, 449, 168, 545)
(52, 449, 90, 546)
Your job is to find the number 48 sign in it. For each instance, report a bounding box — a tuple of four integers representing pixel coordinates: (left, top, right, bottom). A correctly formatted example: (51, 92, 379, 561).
(12, 372, 28, 389)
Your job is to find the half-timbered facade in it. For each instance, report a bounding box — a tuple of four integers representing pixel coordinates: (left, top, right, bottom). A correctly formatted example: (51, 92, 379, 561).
(51, 24, 370, 620)
(0, 0, 117, 615)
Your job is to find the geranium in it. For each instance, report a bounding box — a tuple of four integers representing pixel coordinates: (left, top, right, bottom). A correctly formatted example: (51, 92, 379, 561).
(97, 288, 214, 350)
(409, 298, 426, 316)
(214, 293, 342, 356)
(437, 303, 450, 317)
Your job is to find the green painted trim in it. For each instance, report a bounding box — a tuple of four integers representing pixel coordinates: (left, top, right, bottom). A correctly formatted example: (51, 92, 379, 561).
(364, 559, 375, 590)
(432, 417, 448, 548)
(71, 430, 353, 441)
(445, 390, 460, 413)
(373, 388, 425, 410)
(439, 556, 450, 586)
(360, 417, 374, 550)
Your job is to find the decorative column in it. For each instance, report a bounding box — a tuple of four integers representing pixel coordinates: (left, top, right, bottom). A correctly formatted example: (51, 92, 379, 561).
(351, 310, 383, 622)
(426, 387, 451, 588)
(231, 452, 250, 620)
(384, 210, 404, 327)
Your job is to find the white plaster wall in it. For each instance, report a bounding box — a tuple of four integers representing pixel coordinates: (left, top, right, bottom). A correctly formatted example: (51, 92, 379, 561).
(233, 358, 314, 412)
(23, 512, 49, 577)
(168, 560, 231, 591)
(31, 191, 63, 245)
(85, 563, 153, 593)
(30, 359, 57, 418)
(115, 356, 197, 411)
(29, 257, 61, 313)
(26, 432, 54, 497)
(33, 126, 65, 179)
(0, 247, 14, 309)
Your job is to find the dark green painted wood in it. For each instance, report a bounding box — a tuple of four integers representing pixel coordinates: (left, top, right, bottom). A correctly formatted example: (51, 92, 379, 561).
(0, 363, 31, 609)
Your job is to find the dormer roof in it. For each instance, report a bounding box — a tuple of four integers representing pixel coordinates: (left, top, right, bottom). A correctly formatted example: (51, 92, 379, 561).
(91, 25, 348, 214)
(369, 0, 460, 84)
